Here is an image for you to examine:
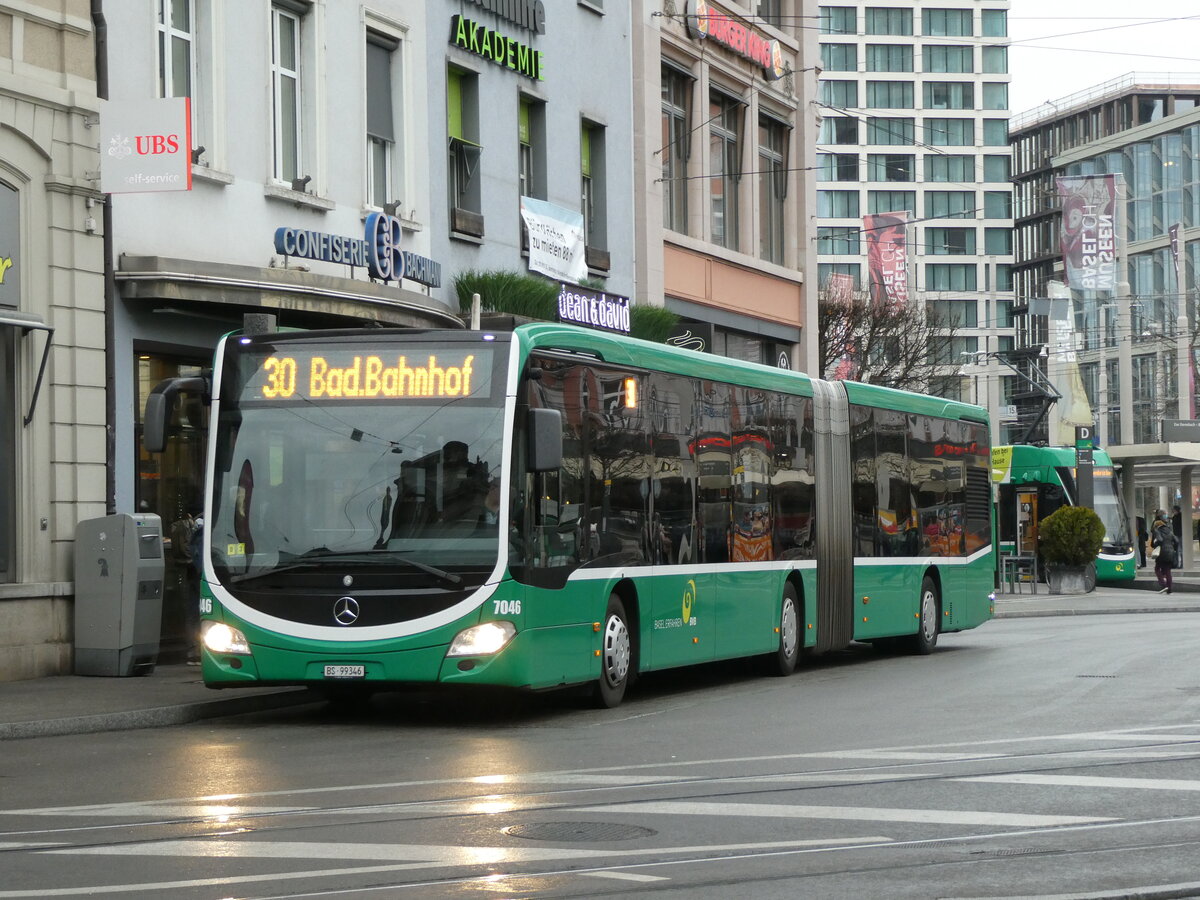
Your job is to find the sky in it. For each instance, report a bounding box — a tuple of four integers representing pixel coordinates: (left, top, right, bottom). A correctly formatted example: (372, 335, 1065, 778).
(1008, 2, 1200, 118)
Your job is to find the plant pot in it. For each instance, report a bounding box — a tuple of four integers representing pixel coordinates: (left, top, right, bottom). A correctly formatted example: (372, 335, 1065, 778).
(1046, 562, 1097, 595)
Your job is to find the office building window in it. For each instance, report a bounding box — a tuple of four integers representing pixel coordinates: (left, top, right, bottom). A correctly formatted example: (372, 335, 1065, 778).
(271, 3, 306, 184)
(923, 45, 972, 73)
(929, 299, 978, 327)
(447, 67, 483, 234)
(982, 9, 1007, 37)
(865, 7, 911, 35)
(366, 30, 400, 209)
(867, 153, 914, 182)
(821, 43, 857, 71)
(983, 119, 1008, 145)
(983, 155, 1011, 181)
(983, 83, 1008, 110)
(866, 44, 912, 72)
(759, 114, 788, 264)
(982, 46, 1007, 74)
(868, 190, 915, 215)
(926, 263, 977, 291)
(985, 190, 1012, 218)
(926, 118, 974, 146)
(923, 8, 972, 36)
(710, 90, 742, 250)
(818, 226, 859, 255)
(867, 117, 914, 144)
(818, 189, 860, 217)
(819, 6, 855, 34)
(866, 81, 913, 109)
(818, 153, 860, 182)
(0, 328, 12, 582)
(820, 80, 858, 108)
(924, 81, 974, 110)
(926, 190, 974, 218)
(926, 226, 976, 255)
(662, 63, 692, 234)
(820, 116, 858, 144)
(984, 228, 1012, 255)
(582, 120, 607, 254)
(819, 262, 861, 289)
(925, 155, 974, 183)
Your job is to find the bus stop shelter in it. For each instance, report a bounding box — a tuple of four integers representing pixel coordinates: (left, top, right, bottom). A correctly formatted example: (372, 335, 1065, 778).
(1108, 440, 1200, 570)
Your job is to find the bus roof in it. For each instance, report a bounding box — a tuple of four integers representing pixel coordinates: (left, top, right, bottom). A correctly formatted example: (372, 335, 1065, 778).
(514, 323, 988, 423)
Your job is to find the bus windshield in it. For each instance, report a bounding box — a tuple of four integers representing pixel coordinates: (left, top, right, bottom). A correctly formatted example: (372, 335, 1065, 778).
(209, 337, 507, 586)
(1056, 465, 1131, 549)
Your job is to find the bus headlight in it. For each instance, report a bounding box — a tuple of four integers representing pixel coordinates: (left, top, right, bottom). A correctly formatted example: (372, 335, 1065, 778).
(201, 621, 251, 656)
(447, 621, 516, 657)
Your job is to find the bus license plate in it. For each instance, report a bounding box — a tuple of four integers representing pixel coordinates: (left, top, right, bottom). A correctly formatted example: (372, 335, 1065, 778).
(323, 665, 365, 679)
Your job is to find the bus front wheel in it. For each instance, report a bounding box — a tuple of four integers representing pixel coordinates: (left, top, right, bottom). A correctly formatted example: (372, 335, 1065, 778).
(593, 594, 632, 708)
(768, 582, 800, 676)
(908, 575, 940, 655)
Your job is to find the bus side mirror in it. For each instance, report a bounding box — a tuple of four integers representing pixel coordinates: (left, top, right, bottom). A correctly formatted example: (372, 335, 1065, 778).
(144, 375, 209, 453)
(528, 408, 563, 472)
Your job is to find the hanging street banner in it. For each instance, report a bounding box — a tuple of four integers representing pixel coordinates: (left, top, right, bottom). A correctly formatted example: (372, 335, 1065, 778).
(1057, 174, 1118, 294)
(100, 97, 192, 193)
(520, 196, 587, 283)
(863, 212, 909, 306)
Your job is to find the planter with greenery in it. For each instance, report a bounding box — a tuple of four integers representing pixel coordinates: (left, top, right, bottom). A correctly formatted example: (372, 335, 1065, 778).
(1037, 505, 1105, 595)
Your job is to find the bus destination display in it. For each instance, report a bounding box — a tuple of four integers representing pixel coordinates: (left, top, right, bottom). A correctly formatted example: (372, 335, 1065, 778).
(248, 348, 493, 401)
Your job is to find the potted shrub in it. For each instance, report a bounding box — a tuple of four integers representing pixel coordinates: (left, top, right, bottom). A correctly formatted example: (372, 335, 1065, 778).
(1038, 506, 1105, 595)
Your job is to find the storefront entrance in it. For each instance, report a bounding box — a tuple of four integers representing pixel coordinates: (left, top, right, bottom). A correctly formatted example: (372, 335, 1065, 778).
(134, 352, 208, 661)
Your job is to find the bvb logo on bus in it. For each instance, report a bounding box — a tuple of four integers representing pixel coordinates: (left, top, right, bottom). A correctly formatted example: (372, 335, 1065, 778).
(682, 578, 697, 624)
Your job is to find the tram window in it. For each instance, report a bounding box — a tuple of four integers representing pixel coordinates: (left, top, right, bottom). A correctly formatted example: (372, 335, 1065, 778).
(773, 395, 815, 560)
(875, 408, 915, 556)
(585, 366, 650, 563)
(696, 380, 732, 563)
(731, 386, 774, 562)
(649, 372, 696, 565)
(850, 404, 877, 557)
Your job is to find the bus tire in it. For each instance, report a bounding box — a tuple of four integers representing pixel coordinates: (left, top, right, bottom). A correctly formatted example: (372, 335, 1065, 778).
(908, 575, 940, 655)
(769, 582, 800, 676)
(593, 594, 632, 708)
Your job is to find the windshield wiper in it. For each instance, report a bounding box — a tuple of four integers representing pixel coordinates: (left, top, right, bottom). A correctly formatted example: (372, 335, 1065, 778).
(230, 549, 462, 586)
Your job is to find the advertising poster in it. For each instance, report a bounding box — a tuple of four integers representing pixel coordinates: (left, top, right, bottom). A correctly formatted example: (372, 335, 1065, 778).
(863, 212, 909, 306)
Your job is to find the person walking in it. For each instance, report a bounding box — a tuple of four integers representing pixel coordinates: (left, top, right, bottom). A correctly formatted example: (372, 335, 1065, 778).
(1151, 511, 1177, 594)
(1136, 515, 1148, 568)
(1172, 505, 1185, 569)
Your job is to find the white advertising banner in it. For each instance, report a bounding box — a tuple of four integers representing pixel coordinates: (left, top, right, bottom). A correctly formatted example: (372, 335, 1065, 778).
(100, 98, 192, 193)
(520, 196, 587, 283)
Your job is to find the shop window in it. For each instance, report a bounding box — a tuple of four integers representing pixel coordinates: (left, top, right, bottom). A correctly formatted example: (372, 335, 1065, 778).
(448, 66, 483, 236)
(366, 29, 401, 210)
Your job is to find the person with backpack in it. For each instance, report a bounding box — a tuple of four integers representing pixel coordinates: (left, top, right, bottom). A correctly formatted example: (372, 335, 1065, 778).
(1151, 510, 1177, 594)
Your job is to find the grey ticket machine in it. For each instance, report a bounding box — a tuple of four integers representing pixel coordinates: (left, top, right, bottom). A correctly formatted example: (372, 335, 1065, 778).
(74, 513, 165, 676)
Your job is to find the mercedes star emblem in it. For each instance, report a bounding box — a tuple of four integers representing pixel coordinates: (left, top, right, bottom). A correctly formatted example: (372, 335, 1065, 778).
(333, 596, 360, 626)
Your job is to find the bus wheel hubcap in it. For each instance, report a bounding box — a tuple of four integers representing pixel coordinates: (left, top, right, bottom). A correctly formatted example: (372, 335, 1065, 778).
(781, 597, 798, 657)
(603, 615, 630, 685)
(922, 591, 937, 640)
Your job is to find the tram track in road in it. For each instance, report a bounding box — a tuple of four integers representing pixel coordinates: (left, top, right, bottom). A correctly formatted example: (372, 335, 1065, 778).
(2, 731, 1200, 855)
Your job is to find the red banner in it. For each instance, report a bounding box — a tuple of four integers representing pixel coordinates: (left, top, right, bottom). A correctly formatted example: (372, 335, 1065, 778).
(1057, 175, 1118, 293)
(863, 213, 909, 306)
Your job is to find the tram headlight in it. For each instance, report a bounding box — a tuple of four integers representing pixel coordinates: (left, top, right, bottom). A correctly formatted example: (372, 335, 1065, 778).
(447, 621, 516, 657)
(201, 621, 251, 656)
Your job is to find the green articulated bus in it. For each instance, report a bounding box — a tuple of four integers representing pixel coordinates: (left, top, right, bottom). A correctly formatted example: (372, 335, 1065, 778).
(144, 322, 995, 707)
(992, 444, 1136, 582)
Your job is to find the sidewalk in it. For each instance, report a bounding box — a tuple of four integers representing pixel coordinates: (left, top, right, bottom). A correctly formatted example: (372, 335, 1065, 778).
(3, 572, 1200, 742)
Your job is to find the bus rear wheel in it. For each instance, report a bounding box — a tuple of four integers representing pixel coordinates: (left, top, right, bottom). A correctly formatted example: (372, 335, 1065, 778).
(907, 575, 940, 655)
(768, 582, 800, 676)
(593, 594, 632, 708)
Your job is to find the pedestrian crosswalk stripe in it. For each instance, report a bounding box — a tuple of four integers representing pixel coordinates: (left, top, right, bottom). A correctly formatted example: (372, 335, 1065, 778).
(586, 801, 1115, 828)
(958, 774, 1200, 791)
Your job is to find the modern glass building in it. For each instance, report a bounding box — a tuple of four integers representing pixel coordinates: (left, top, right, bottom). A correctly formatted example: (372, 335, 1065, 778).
(814, 1, 1016, 431)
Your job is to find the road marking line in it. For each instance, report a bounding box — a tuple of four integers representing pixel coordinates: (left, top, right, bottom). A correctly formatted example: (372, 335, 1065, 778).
(582, 871, 670, 882)
(588, 801, 1114, 828)
(959, 774, 1200, 791)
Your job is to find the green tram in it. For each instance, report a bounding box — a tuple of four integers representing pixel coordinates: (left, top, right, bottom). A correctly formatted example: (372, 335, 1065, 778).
(145, 323, 995, 706)
(992, 444, 1136, 582)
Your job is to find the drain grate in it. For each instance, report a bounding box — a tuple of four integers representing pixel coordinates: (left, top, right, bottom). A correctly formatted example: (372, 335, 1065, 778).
(503, 822, 658, 842)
